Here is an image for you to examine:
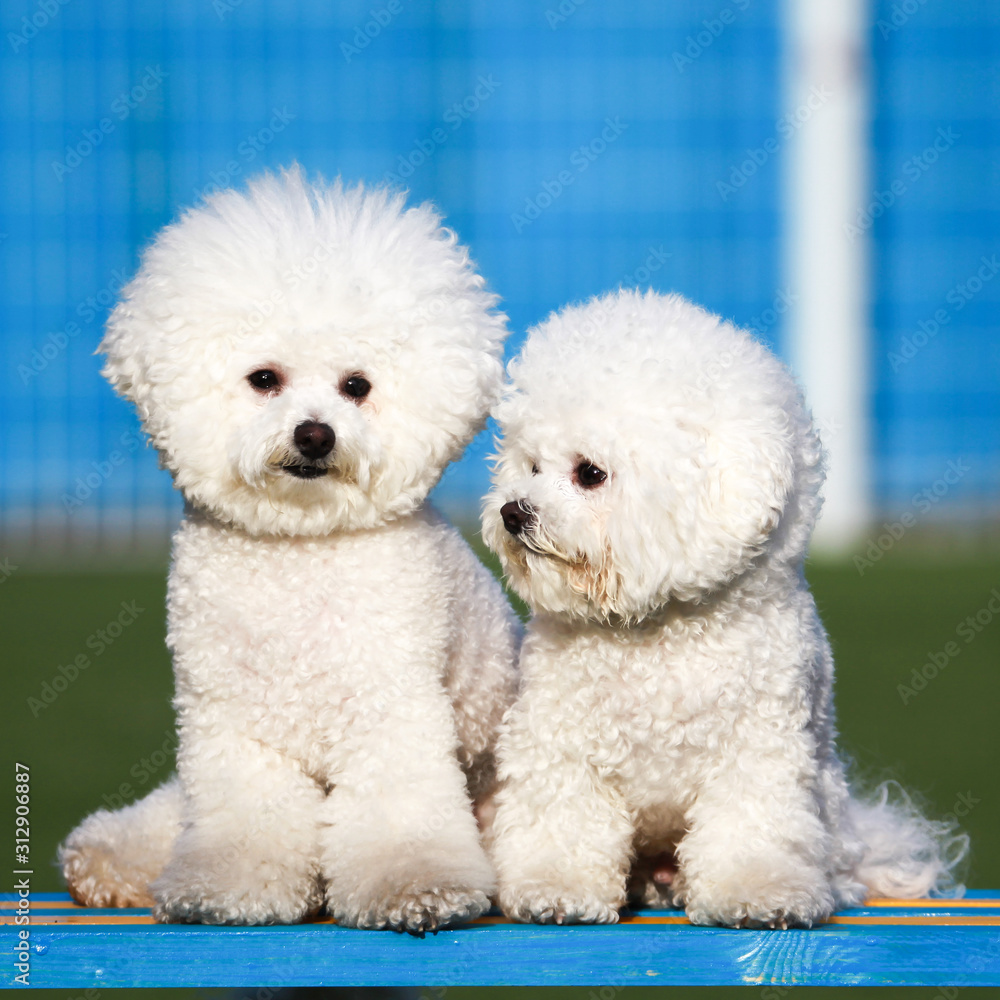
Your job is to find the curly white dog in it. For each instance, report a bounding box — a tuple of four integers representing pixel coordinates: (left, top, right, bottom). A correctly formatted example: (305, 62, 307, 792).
(483, 289, 966, 929)
(59, 167, 520, 932)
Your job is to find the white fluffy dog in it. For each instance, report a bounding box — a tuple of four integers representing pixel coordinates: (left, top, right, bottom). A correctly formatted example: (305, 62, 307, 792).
(59, 167, 520, 933)
(482, 289, 966, 929)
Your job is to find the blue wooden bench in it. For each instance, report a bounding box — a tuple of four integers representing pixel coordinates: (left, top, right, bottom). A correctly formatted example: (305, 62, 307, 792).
(3, 892, 1000, 988)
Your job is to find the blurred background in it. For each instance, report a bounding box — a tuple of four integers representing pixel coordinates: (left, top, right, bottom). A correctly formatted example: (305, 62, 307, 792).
(3, 0, 999, 551)
(1, 1, 998, 993)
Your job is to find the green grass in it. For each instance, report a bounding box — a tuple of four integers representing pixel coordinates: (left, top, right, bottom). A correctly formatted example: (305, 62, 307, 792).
(809, 555, 1000, 890)
(2, 548, 998, 1000)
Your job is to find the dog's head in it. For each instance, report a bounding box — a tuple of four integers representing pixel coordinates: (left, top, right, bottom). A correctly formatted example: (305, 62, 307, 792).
(101, 166, 507, 535)
(482, 290, 824, 623)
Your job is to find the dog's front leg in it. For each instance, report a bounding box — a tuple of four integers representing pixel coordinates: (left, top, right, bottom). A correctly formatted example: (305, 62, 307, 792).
(676, 735, 835, 929)
(319, 679, 495, 934)
(492, 738, 634, 924)
(151, 732, 325, 925)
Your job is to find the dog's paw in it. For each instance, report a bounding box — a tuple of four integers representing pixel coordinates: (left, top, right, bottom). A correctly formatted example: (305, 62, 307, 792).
(153, 878, 321, 926)
(679, 863, 834, 929)
(60, 840, 156, 909)
(333, 883, 491, 934)
(151, 850, 321, 925)
(500, 881, 623, 925)
(58, 791, 182, 908)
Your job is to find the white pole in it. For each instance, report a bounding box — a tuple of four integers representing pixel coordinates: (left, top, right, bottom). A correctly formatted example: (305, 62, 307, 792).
(783, 0, 871, 554)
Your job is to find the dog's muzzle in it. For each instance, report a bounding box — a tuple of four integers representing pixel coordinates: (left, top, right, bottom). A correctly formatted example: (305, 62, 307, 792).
(500, 500, 536, 536)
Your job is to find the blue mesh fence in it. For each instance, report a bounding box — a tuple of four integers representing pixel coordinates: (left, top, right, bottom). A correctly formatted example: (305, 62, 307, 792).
(0, 0, 995, 553)
(870, 0, 1000, 516)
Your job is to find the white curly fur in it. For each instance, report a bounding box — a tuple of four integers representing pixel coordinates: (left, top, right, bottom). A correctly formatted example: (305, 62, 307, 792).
(59, 167, 521, 933)
(483, 289, 967, 929)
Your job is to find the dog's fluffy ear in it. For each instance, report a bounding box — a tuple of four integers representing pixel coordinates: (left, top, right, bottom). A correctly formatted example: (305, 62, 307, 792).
(101, 303, 142, 402)
(633, 386, 804, 609)
(100, 298, 176, 445)
(693, 410, 798, 588)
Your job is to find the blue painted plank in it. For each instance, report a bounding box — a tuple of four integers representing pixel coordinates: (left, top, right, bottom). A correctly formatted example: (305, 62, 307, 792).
(4, 897, 1000, 988)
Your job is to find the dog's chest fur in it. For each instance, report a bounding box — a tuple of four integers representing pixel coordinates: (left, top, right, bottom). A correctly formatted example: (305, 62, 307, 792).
(520, 572, 819, 817)
(165, 508, 457, 777)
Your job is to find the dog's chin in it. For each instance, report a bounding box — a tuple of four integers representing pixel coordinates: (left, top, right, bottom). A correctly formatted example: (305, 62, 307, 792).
(281, 464, 328, 480)
(500, 537, 571, 605)
(503, 535, 641, 625)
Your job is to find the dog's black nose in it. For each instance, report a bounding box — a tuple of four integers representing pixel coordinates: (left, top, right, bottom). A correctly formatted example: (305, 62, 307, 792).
(500, 500, 535, 536)
(293, 421, 335, 460)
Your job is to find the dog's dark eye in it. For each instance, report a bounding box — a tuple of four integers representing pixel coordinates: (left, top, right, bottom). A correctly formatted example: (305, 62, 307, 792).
(531, 464, 539, 475)
(248, 369, 283, 393)
(341, 374, 371, 401)
(576, 462, 607, 488)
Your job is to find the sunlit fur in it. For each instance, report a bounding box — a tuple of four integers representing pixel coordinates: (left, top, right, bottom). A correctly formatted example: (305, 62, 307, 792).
(484, 290, 967, 928)
(59, 168, 521, 933)
(101, 167, 507, 535)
